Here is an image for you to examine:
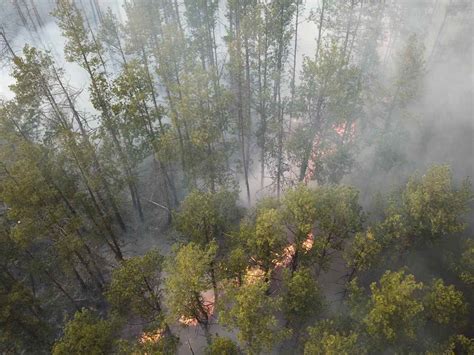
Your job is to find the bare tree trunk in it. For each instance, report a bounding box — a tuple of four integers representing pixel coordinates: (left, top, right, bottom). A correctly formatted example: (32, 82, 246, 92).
(274, 3, 287, 199)
(13, 0, 28, 27)
(258, 8, 269, 190)
(234, 5, 251, 204)
(342, 0, 355, 59)
(315, 0, 326, 62)
(25, 251, 80, 311)
(289, 0, 301, 132)
(52, 66, 128, 231)
(30, 0, 44, 28)
(428, 0, 451, 65)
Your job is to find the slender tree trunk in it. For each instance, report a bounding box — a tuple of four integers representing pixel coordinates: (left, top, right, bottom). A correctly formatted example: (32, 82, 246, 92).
(85, 59, 144, 222)
(315, 0, 326, 62)
(258, 11, 269, 190)
(72, 264, 88, 291)
(274, 3, 287, 199)
(74, 250, 103, 291)
(25, 251, 80, 311)
(342, 0, 355, 59)
(233, 5, 251, 204)
(66, 9, 141, 223)
(428, 0, 451, 65)
(52, 67, 128, 230)
(19, 0, 38, 33)
(289, 0, 300, 132)
(347, 1, 363, 62)
(244, 36, 252, 205)
(13, 0, 28, 27)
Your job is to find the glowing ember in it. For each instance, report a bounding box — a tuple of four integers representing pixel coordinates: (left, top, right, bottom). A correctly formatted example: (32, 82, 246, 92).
(303, 233, 314, 251)
(273, 245, 296, 268)
(139, 328, 164, 344)
(244, 266, 266, 284)
(334, 123, 346, 137)
(201, 289, 215, 316)
(333, 122, 356, 139)
(303, 121, 357, 184)
(178, 290, 215, 326)
(303, 135, 321, 184)
(273, 234, 314, 268)
(178, 315, 198, 326)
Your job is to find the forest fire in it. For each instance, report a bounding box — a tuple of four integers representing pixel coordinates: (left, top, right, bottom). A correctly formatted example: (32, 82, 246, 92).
(178, 315, 199, 327)
(304, 135, 321, 184)
(303, 122, 356, 184)
(178, 290, 215, 327)
(334, 121, 356, 139)
(303, 232, 314, 251)
(244, 266, 266, 284)
(273, 245, 296, 268)
(0, 0, 470, 353)
(273, 233, 314, 268)
(138, 328, 164, 345)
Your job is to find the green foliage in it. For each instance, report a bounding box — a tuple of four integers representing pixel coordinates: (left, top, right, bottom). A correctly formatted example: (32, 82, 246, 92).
(169, 63, 234, 191)
(0, 142, 80, 249)
(251, 208, 287, 272)
(344, 229, 382, 272)
(239, 184, 364, 273)
(52, 309, 115, 355)
(441, 335, 474, 355)
(380, 165, 472, 251)
(53, 0, 100, 65)
(105, 250, 163, 320)
(98, 8, 126, 59)
(239, 184, 365, 273)
(313, 185, 363, 241)
(174, 189, 239, 246)
(309, 185, 363, 269)
(364, 270, 424, 343)
(394, 33, 425, 106)
(456, 239, 474, 286)
(403, 165, 471, 238)
(220, 246, 248, 284)
(0, 0, 473, 351)
(0, 276, 50, 353)
(349, 270, 471, 351)
(282, 184, 318, 241)
(206, 336, 239, 355)
(304, 320, 364, 355)
(346, 277, 370, 322)
(116, 326, 179, 355)
(111, 59, 163, 161)
(282, 268, 323, 326)
(292, 40, 361, 184)
(164, 242, 217, 326)
(424, 279, 468, 326)
(220, 279, 288, 354)
(183, 0, 219, 63)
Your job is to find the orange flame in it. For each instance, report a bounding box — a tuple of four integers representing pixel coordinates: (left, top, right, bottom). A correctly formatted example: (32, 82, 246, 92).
(178, 290, 215, 326)
(273, 233, 314, 268)
(303, 232, 314, 251)
(303, 122, 356, 184)
(139, 328, 164, 345)
(244, 266, 266, 284)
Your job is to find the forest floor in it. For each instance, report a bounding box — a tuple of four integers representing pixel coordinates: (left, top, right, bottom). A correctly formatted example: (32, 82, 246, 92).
(119, 156, 350, 353)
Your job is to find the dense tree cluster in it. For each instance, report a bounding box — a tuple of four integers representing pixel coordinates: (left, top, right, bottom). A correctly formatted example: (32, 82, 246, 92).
(0, 0, 472, 353)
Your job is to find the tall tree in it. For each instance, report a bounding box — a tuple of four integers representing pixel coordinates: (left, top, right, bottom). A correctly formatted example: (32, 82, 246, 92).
(52, 309, 116, 355)
(219, 278, 288, 354)
(54, 0, 144, 222)
(164, 242, 217, 343)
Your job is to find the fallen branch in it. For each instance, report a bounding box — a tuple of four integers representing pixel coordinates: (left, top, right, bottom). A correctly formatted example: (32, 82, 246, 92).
(145, 199, 170, 212)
